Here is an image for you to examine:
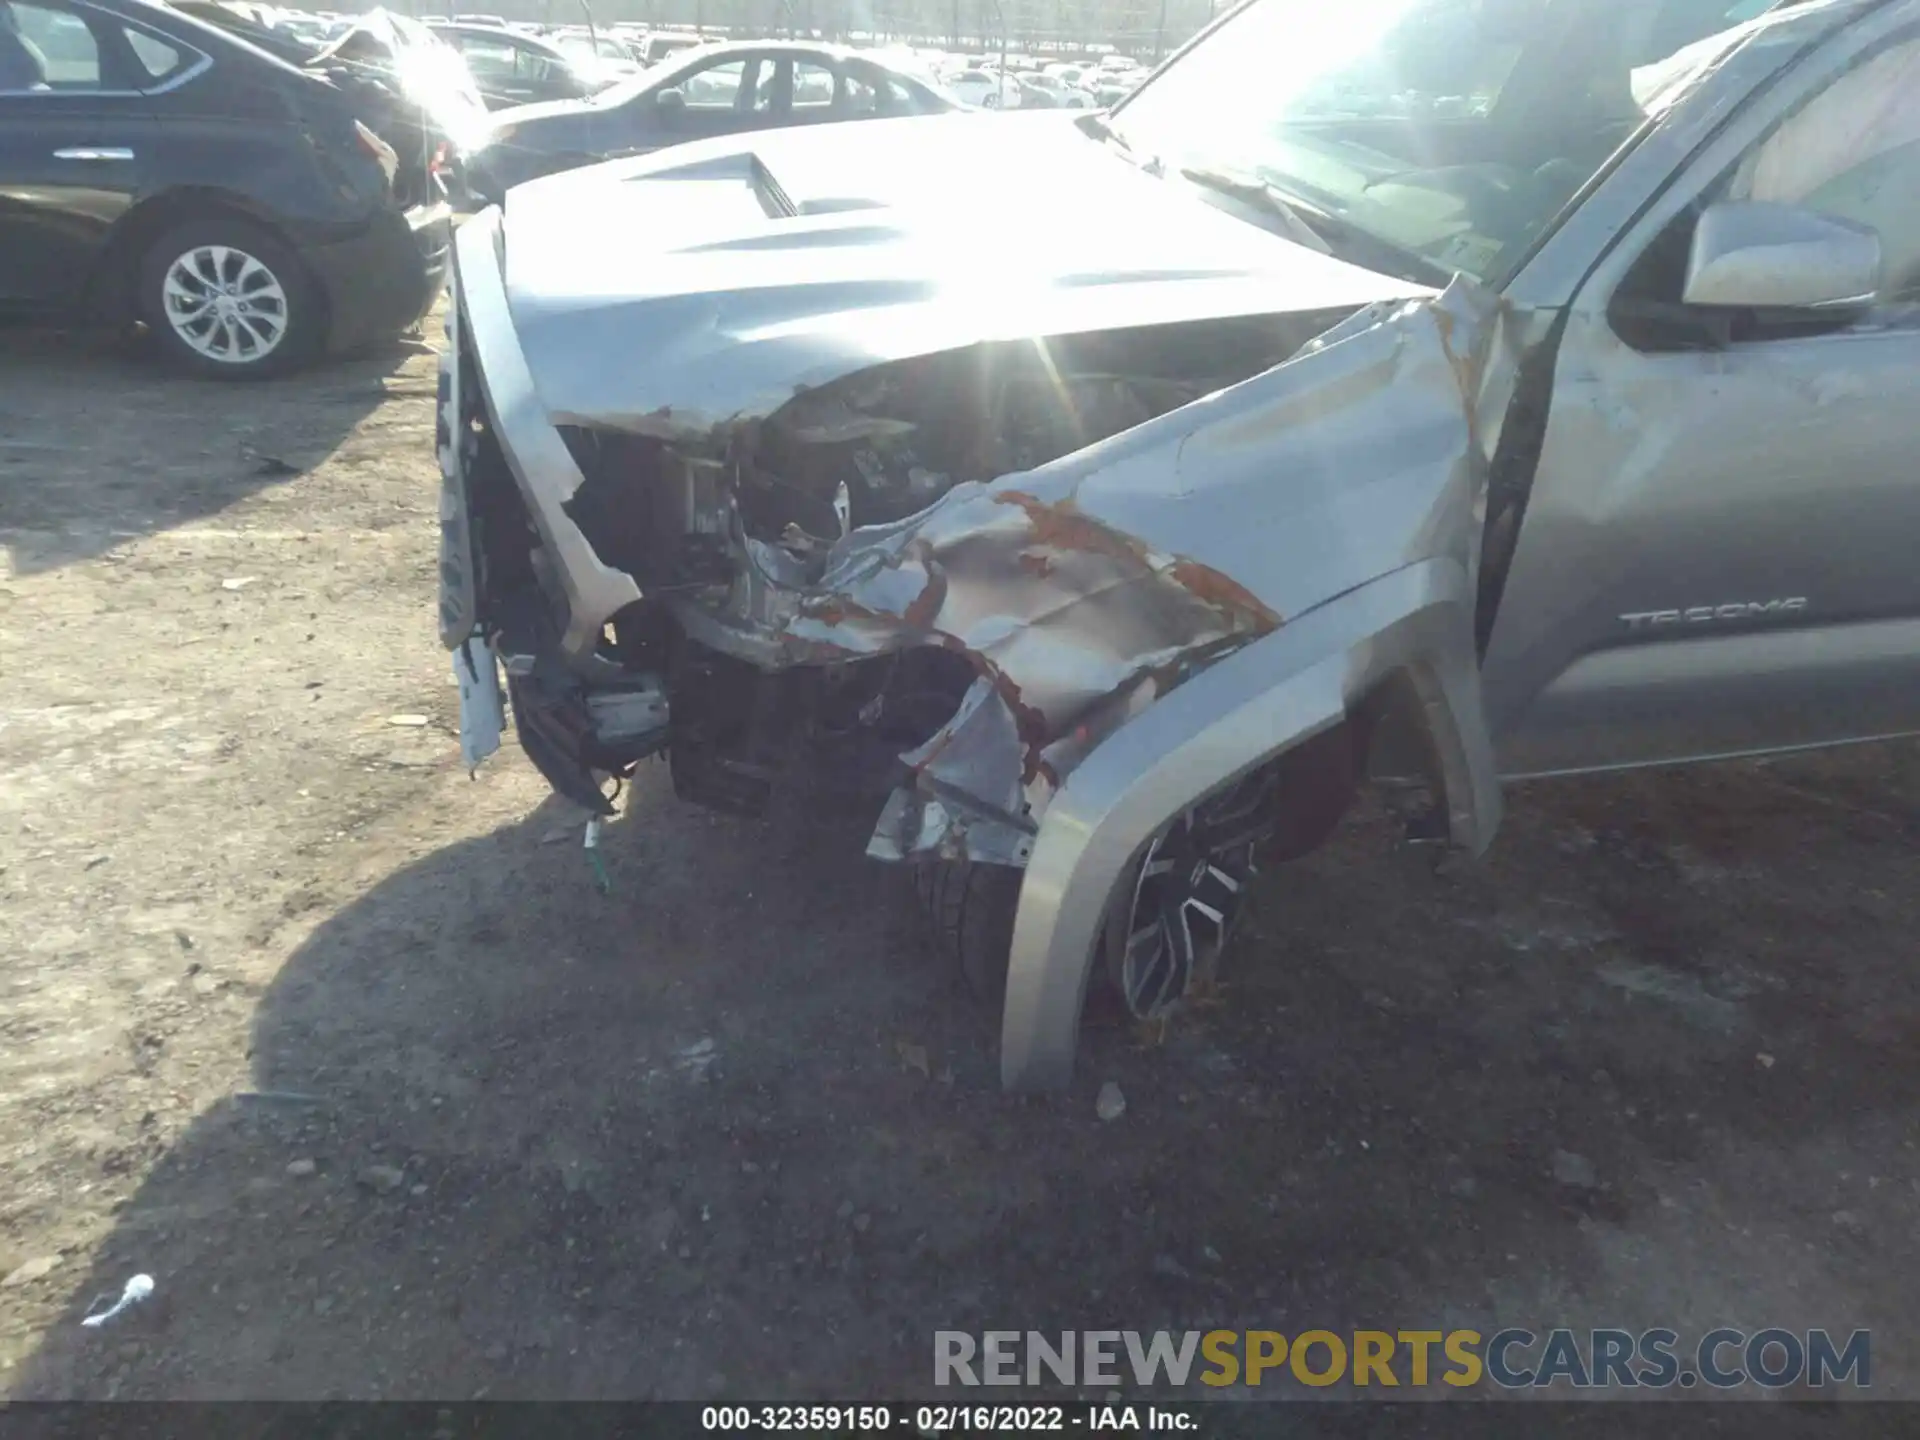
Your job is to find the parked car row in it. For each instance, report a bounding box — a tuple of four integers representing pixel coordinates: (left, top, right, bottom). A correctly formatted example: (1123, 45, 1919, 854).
(0, 0, 1149, 376)
(423, 16, 715, 96)
(0, 0, 952, 374)
(427, 20, 603, 108)
(159, 7, 645, 112)
(464, 39, 957, 202)
(0, 0, 453, 374)
(915, 46, 1147, 108)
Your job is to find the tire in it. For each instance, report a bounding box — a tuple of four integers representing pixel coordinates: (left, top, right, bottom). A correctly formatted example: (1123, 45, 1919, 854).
(913, 855, 1170, 1023)
(916, 773, 1272, 1021)
(139, 216, 320, 379)
(915, 859, 1021, 1010)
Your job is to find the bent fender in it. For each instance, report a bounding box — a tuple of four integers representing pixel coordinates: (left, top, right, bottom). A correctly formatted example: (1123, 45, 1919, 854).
(1001, 560, 1502, 1091)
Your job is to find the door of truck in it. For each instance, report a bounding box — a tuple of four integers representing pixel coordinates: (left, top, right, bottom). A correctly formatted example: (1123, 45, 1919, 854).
(1483, 7, 1920, 777)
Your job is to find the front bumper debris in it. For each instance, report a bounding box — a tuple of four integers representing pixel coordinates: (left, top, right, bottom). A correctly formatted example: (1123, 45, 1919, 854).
(454, 635, 504, 774)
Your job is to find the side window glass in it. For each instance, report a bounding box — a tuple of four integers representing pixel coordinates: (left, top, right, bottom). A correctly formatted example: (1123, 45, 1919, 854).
(844, 73, 876, 114)
(454, 35, 514, 83)
(792, 59, 834, 111)
(2, 0, 99, 91)
(123, 27, 183, 84)
(741, 57, 774, 113)
(681, 58, 745, 108)
(512, 47, 556, 84)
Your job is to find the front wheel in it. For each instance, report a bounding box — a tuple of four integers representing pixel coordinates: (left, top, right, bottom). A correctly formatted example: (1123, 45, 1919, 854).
(140, 217, 320, 379)
(917, 771, 1272, 1020)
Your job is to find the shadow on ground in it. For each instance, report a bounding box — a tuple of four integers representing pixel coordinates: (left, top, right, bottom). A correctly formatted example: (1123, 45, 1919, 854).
(0, 325, 430, 575)
(9, 743, 1920, 1405)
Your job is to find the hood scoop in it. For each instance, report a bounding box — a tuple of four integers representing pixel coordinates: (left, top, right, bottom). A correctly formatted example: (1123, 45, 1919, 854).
(749, 154, 796, 219)
(746, 155, 886, 221)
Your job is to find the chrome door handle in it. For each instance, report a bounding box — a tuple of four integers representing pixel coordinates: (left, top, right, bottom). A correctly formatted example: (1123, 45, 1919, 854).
(52, 147, 134, 161)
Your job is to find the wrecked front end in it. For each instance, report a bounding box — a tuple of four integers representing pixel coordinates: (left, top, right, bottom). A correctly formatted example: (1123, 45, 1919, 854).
(441, 204, 1518, 1087)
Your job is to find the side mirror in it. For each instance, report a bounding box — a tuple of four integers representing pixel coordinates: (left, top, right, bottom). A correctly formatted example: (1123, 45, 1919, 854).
(1682, 200, 1881, 313)
(655, 86, 685, 119)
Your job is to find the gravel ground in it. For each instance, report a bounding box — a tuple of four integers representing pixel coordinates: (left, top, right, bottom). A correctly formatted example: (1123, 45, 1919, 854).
(2, 318, 1918, 1408)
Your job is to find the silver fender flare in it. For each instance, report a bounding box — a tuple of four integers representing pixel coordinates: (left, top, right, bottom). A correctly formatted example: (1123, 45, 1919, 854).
(998, 558, 1501, 1092)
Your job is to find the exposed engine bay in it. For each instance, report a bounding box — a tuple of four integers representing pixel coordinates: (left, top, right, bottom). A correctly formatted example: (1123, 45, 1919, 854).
(452, 306, 1358, 854)
(554, 314, 1325, 589)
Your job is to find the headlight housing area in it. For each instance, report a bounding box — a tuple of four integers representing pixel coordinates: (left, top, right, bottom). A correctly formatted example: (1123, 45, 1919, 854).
(487, 123, 519, 147)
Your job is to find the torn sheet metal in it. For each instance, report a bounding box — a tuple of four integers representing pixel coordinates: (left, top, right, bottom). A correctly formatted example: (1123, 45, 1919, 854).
(866, 678, 1039, 865)
(725, 277, 1518, 861)
(455, 634, 505, 773)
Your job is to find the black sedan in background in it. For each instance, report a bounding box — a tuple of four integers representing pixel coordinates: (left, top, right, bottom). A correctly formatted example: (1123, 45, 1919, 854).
(160, 7, 491, 201)
(466, 41, 955, 202)
(0, 0, 450, 376)
(429, 22, 601, 109)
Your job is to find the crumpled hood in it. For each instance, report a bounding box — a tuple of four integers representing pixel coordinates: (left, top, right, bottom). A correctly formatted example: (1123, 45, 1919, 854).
(497, 113, 1426, 437)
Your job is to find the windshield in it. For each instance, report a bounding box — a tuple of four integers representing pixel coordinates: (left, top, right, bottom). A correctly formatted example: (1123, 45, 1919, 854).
(1111, 0, 1789, 283)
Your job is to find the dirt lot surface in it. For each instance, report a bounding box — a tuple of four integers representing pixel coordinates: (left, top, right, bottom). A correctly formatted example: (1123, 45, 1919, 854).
(3, 316, 1919, 1410)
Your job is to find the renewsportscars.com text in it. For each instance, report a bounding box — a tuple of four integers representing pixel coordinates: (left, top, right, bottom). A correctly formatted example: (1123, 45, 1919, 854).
(934, 1328, 1870, 1391)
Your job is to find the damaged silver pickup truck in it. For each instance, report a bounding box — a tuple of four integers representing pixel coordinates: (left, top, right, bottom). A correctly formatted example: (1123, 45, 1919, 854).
(440, 0, 1920, 1089)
